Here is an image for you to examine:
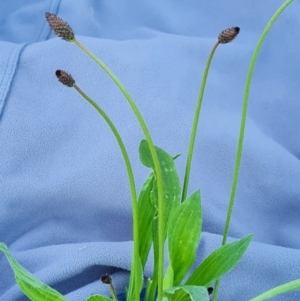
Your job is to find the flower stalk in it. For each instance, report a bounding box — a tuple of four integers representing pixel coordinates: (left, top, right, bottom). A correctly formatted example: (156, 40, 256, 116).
(101, 274, 119, 301)
(212, 1, 294, 300)
(55, 69, 141, 301)
(48, 13, 166, 300)
(181, 26, 240, 203)
(73, 36, 166, 301)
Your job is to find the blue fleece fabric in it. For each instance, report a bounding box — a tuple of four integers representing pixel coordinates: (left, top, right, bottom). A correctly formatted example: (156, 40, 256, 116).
(1, 1, 300, 300)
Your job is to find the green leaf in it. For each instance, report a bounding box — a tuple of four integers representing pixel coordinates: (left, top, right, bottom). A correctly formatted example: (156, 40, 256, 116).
(248, 279, 300, 301)
(163, 265, 175, 290)
(126, 255, 143, 301)
(139, 139, 155, 168)
(186, 234, 253, 286)
(0, 243, 67, 301)
(137, 173, 156, 268)
(139, 140, 181, 300)
(146, 216, 160, 301)
(126, 175, 155, 301)
(127, 254, 144, 300)
(144, 278, 153, 301)
(139, 140, 181, 236)
(86, 295, 112, 301)
(163, 285, 209, 301)
(166, 191, 202, 287)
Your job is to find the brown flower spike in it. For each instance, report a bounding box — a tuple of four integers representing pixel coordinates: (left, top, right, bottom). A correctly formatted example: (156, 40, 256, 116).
(218, 27, 240, 44)
(55, 70, 75, 87)
(45, 12, 75, 41)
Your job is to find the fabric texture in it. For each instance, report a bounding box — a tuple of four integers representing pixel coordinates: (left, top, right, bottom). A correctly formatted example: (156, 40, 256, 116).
(1, 0, 300, 300)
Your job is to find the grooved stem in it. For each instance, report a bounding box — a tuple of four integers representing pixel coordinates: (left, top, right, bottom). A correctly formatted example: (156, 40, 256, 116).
(212, 1, 294, 300)
(181, 41, 219, 202)
(73, 39, 165, 301)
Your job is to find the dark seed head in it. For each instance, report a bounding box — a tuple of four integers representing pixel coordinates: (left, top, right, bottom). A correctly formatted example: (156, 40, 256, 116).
(45, 12, 75, 41)
(101, 274, 112, 285)
(218, 27, 240, 44)
(207, 287, 214, 295)
(55, 70, 75, 87)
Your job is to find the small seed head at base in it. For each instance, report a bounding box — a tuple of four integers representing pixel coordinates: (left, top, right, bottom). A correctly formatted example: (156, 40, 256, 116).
(101, 274, 112, 285)
(55, 70, 75, 87)
(45, 12, 75, 41)
(218, 27, 240, 44)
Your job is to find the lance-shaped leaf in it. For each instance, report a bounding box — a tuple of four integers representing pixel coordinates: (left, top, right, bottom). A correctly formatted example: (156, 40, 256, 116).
(163, 285, 209, 301)
(0, 243, 67, 301)
(186, 234, 253, 286)
(137, 173, 156, 268)
(248, 279, 300, 301)
(166, 191, 202, 287)
(127, 254, 144, 301)
(146, 216, 160, 301)
(139, 140, 181, 236)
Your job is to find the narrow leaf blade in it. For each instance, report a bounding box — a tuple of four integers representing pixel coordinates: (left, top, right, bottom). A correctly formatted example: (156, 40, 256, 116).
(249, 279, 300, 301)
(139, 140, 181, 235)
(127, 255, 143, 301)
(167, 191, 202, 286)
(163, 265, 175, 290)
(186, 234, 253, 286)
(163, 285, 209, 301)
(146, 216, 160, 301)
(137, 173, 156, 268)
(0, 243, 67, 301)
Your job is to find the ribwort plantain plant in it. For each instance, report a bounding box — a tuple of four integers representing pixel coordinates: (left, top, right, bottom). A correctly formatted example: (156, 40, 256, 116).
(0, 1, 299, 301)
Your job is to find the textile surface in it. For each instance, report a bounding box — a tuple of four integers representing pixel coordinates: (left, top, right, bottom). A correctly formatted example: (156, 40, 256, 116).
(0, 1, 300, 300)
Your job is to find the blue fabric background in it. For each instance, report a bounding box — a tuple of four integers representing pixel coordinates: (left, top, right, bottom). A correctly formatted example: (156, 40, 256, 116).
(1, 0, 300, 300)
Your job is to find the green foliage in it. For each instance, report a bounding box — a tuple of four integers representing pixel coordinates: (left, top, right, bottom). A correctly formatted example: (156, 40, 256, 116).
(248, 280, 300, 301)
(166, 191, 202, 287)
(139, 139, 181, 235)
(0, 243, 67, 301)
(186, 234, 253, 287)
(127, 256, 144, 301)
(139, 140, 182, 300)
(2, 3, 299, 301)
(137, 173, 156, 268)
(162, 285, 209, 301)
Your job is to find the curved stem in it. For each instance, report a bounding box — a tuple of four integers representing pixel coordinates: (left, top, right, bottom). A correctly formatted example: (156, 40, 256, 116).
(213, 1, 294, 300)
(73, 84, 139, 301)
(181, 41, 219, 202)
(73, 40, 165, 301)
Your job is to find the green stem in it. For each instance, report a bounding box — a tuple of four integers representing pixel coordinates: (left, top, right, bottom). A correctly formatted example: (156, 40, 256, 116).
(181, 41, 219, 202)
(109, 282, 119, 301)
(73, 40, 165, 301)
(144, 278, 153, 301)
(212, 1, 294, 300)
(73, 84, 139, 301)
